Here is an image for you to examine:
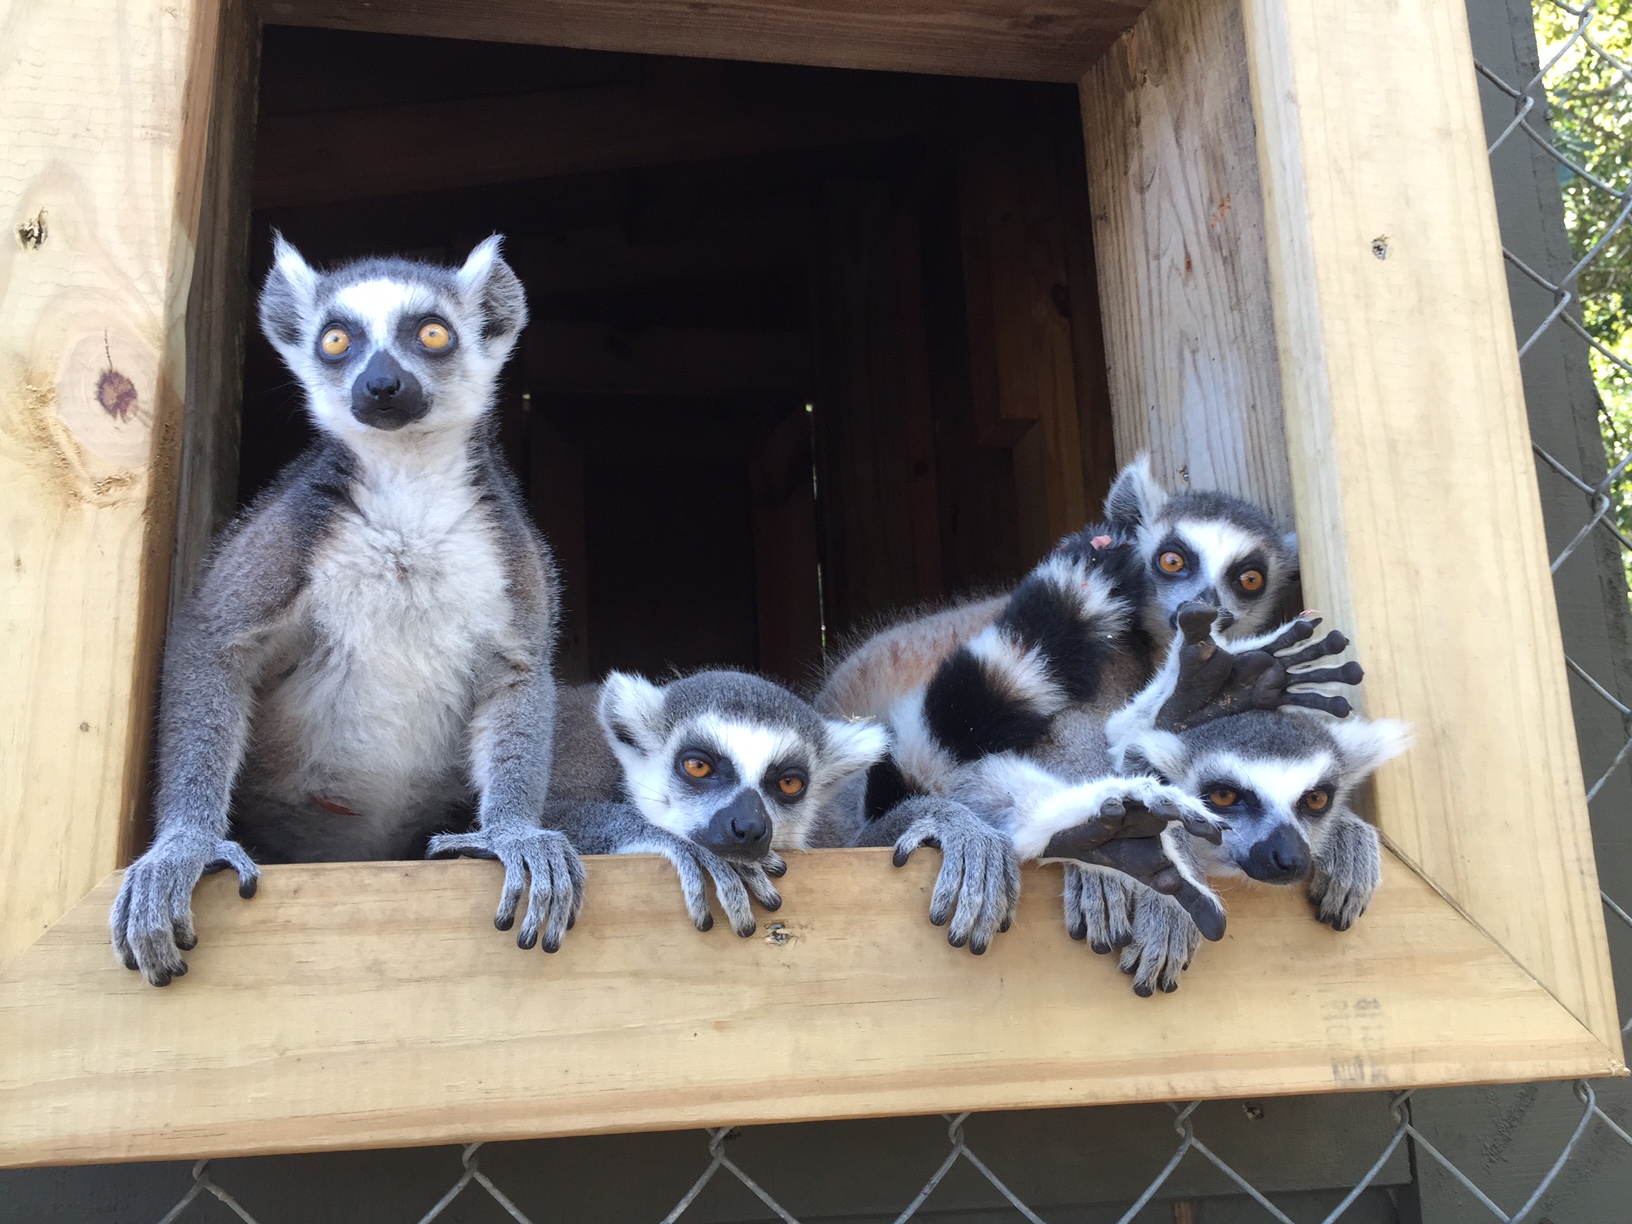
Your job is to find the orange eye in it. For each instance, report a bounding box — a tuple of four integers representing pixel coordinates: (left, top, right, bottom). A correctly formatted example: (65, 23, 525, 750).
(1207, 787, 1239, 809)
(1159, 550, 1186, 574)
(320, 327, 350, 357)
(777, 774, 806, 797)
(1304, 789, 1330, 812)
(682, 757, 712, 779)
(418, 321, 451, 350)
(1238, 569, 1265, 592)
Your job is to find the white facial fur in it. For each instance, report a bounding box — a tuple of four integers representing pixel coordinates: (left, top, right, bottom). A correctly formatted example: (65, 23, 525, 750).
(260, 235, 524, 468)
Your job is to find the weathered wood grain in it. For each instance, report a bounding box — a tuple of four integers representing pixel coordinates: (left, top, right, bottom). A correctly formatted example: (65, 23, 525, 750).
(1079, 0, 1292, 520)
(0, 850, 1618, 1168)
(0, 0, 223, 966)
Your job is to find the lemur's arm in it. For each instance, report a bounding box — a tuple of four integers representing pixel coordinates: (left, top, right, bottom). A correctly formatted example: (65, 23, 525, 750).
(540, 800, 783, 938)
(428, 471, 583, 954)
(110, 454, 343, 986)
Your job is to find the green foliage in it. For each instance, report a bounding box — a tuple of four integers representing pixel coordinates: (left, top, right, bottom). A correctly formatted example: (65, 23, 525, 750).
(1535, 3, 1632, 575)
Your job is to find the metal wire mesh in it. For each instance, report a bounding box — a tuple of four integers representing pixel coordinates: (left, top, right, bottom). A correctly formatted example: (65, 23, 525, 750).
(141, 1, 1632, 1220)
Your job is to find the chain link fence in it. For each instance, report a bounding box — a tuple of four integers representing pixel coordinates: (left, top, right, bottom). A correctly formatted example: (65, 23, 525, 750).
(33, 1, 1629, 1221)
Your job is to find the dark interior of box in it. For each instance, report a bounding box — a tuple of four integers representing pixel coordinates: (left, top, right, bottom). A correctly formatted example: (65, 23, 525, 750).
(241, 27, 1115, 689)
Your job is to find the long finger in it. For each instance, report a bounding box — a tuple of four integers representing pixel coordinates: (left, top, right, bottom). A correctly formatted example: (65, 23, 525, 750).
(737, 866, 783, 912)
(928, 838, 965, 930)
(1278, 629, 1349, 666)
(541, 849, 575, 953)
(700, 854, 757, 937)
(217, 841, 261, 899)
(665, 847, 715, 931)
(110, 881, 137, 970)
(1284, 691, 1353, 718)
(1262, 617, 1318, 654)
(495, 851, 525, 934)
(1287, 662, 1364, 687)
(517, 853, 550, 950)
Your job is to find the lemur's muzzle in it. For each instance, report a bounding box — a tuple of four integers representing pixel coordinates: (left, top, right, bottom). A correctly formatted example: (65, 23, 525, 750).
(698, 789, 772, 862)
(351, 350, 428, 430)
(1242, 824, 1310, 883)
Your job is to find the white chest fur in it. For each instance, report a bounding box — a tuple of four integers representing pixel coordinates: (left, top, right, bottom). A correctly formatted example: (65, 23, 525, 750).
(258, 452, 514, 813)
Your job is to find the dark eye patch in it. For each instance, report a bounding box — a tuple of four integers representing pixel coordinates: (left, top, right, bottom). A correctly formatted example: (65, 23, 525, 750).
(1229, 552, 1272, 597)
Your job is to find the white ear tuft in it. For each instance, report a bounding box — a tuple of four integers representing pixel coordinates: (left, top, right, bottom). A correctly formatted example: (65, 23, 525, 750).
(456, 235, 504, 292)
(456, 234, 527, 345)
(1121, 729, 1187, 779)
(597, 672, 666, 753)
(823, 717, 891, 779)
(258, 230, 319, 352)
(1103, 453, 1168, 530)
(271, 232, 317, 298)
(1281, 531, 1299, 562)
(1330, 717, 1412, 776)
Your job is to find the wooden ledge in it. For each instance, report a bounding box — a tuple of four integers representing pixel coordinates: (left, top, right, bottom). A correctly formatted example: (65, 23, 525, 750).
(0, 848, 1621, 1168)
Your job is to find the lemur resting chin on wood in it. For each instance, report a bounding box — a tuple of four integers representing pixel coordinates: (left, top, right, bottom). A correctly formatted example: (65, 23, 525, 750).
(541, 669, 888, 936)
(111, 235, 581, 986)
(816, 457, 1361, 966)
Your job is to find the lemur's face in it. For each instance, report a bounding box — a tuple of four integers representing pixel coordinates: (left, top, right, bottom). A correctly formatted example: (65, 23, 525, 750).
(1138, 710, 1408, 885)
(258, 234, 527, 444)
(1100, 459, 1298, 644)
(599, 671, 888, 858)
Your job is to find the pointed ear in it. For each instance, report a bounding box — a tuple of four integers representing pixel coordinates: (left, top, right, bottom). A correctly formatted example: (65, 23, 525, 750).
(1281, 531, 1299, 563)
(822, 717, 891, 780)
(1330, 717, 1412, 776)
(1103, 453, 1167, 531)
(1122, 729, 1187, 780)
(258, 231, 318, 352)
(457, 234, 528, 345)
(597, 672, 666, 753)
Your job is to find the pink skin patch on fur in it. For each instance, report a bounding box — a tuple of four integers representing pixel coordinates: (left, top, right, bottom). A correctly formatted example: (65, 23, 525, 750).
(1090, 535, 1112, 549)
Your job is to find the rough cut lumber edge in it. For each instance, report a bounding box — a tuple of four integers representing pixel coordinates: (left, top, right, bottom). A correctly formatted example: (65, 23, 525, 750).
(0, 851, 1622, 1169)
(1238, 0, 1621, 1051)
(0, 0, 224, 966)
(1078, 0, 1293, 522)
(257, 0, 1153, 84)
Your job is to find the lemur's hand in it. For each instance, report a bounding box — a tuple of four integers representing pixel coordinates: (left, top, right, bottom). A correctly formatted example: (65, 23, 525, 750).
(1036, 777, 1226, 942)
(637, 831, 782, 937)
(891, 797, 1022, 956)
(110, 830, 259, 986)
(1155, 604, 1363, 732)
(1309, 810, 1382, 931)
(428, 825, 585, 953)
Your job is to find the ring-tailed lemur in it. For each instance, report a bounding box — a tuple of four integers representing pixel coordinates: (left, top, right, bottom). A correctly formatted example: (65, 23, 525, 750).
(817, 457, 1308, 958)
(543, 670, 889, 936)
(110, 234, 582, 986)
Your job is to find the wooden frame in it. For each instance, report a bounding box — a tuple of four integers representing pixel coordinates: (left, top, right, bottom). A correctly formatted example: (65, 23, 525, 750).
(0, 0, 1622, 1169)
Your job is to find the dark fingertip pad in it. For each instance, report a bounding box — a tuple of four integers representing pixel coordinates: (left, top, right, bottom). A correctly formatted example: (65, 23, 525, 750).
(1133, 983, 1155, 998)
(1160, 980, 1179, 993)
(1068, 922, 1087, 941)
(763, 894, 783, 912)
(1176, 882, 1228, 942)
(173, 961, 188, 977)
(1112, 931, 1133, 949)
(947, 931, 967, 948)
(239, 877, 258, 899)
(121, 953, 138, 971)
(495, 913, 515, 931)
(1090, 940, 1111, 955)
(698, 912, 714, 933)
(517, 930, 538, 950)
(176, 934, 198, 951)
(969, 940, 988, 956)
(542, 938, 561, 953)
(735, 924, 757, 939)
(892, 848, 911, 868)
(204, 859, 228, 875)
(998, 918, 1013, 934)
(767, 860, 787, 878)
(566, 913, 577, 931)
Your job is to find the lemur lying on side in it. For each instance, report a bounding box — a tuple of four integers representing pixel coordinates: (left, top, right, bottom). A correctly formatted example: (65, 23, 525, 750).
(111, 235, 581, 985)
(818, 457, 1309, 958)
(543, 670, 888, 936)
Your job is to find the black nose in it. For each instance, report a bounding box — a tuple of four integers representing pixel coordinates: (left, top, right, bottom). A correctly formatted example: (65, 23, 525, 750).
(700, 790, 771, 861)
(1243, 825, 1310, 883)
(350, 350, 427, 430)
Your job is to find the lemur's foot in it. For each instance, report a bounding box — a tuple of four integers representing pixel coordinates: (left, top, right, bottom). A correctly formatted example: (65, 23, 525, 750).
(1117, 889, 1203, 997)
(110, 832, 259, 986)
(894, 799, 1022, 955)
(1308, 812, 1382, 932)
(1156, 604, 1363, 732)
(1063, 864, 1135, 954)
(428, 826, 585, 953)
(1035, 778, 1226, 941)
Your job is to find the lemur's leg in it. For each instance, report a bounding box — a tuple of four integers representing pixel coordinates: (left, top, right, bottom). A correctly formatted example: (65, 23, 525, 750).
(956, 756, 1228, 941)
(541, 800, 781, 937)
(109, 481, 330, 985)
(1308, 809, 1382, 931)
(857, 794, 1021, 955)
(429, 507, 584, 953)
(1118, 889, 1202, 997)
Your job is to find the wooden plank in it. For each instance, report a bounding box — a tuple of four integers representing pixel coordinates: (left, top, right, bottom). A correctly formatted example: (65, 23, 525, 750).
(0, 0, 223, 965)
(1079, 0, 1293, 522)
(0, 851, 1619, 1168)
(254, 82, 936, 209)
(258, 0, 1153, 84)
(1238, 0, 1621, 1052)
(749, 410, 824, 687)
(525, 324, 812, 397)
